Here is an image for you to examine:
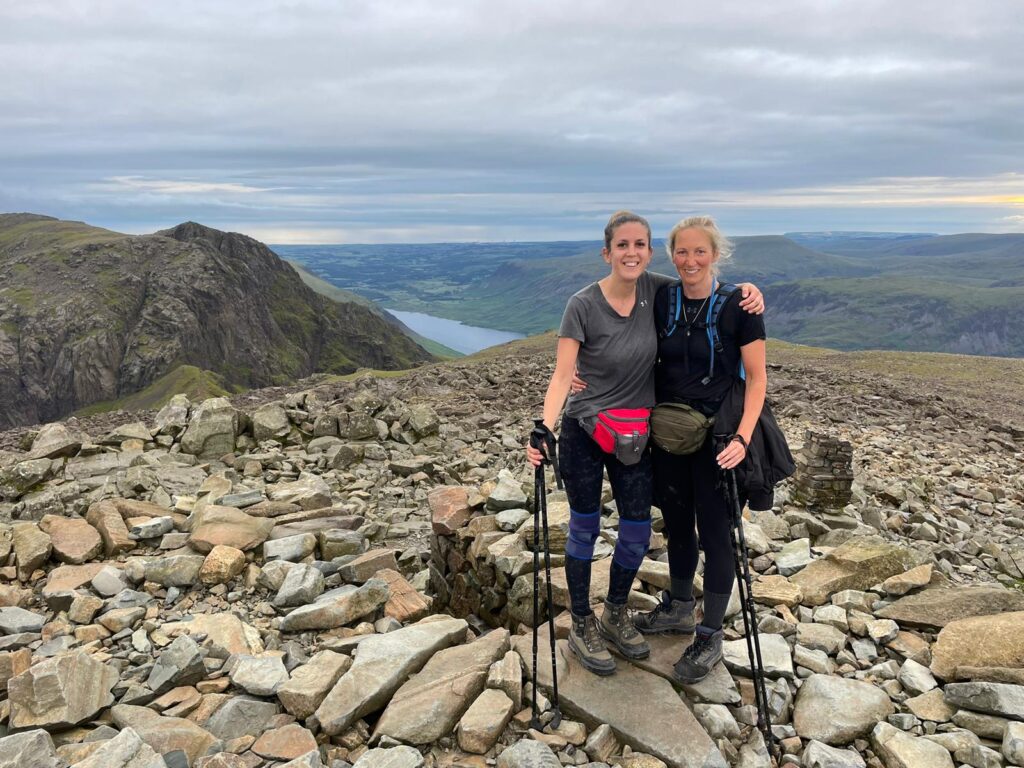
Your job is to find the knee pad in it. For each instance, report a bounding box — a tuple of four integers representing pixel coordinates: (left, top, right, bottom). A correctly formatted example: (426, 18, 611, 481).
(613, 518, 651, 570)
(565, 508, 601, 561)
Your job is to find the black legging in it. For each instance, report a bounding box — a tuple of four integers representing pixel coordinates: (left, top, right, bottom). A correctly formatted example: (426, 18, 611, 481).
(652, 435, 735, 597)
(557, 416, 653, 615)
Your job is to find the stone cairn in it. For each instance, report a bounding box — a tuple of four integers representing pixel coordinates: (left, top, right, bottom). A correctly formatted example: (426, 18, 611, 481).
(429, 473, 561, 630)
(789, 430, 854, 509)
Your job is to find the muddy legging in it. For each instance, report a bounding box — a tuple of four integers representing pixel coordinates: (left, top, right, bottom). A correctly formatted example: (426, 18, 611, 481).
(557, 416, 652, 616)
(652, 434, 736, 630)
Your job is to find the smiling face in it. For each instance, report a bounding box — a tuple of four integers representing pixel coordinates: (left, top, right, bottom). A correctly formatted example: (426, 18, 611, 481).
(602, 221, 652, 282)
(671, 226, 719, 295)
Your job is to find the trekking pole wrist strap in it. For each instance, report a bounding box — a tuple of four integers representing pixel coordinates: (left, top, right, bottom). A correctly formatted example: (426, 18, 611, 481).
(730, 434, 747, 448)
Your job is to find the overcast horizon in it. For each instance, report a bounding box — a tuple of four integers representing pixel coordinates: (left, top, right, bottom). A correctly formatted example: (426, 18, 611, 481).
(2, 1, 1022, 244)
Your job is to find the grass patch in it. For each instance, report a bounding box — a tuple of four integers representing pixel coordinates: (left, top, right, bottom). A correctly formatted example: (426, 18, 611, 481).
(75, 365, 233, 416)
(320, 368, 414, 383)
(0, 214, 127, 255)
(0, 286, 38, 310)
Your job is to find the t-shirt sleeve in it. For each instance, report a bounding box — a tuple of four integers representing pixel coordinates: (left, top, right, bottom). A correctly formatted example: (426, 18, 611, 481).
(558, 295, 587, 342)
(736, 301, 767, 346)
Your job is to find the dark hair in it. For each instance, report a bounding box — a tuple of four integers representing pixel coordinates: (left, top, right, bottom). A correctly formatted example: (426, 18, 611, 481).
(603, 210, 652, 251)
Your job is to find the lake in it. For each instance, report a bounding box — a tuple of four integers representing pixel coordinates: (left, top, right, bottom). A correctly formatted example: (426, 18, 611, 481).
(387, 309, 524, 355)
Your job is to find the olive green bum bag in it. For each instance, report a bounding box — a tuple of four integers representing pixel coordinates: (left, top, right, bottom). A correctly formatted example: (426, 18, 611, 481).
(650, 402, 715, 455)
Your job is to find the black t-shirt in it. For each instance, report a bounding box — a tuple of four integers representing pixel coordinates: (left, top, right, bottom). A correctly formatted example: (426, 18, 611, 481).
(654, 282, 766, 412)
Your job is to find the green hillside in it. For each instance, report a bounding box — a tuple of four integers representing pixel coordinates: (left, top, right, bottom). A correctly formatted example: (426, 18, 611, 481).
(765, 278, 1024, 355)
(275, 232, 1024, 358)
(287, 260, 462, 358)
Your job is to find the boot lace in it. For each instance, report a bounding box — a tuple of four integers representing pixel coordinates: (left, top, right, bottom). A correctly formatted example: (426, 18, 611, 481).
(607, 603, 641, 640)
(636, 592, 672, 628)
(580, 615, 606, 652)
(684, 632, 714, 660)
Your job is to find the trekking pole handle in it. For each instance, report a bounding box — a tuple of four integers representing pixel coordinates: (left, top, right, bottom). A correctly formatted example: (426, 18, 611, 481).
(531, 419, 562, 489)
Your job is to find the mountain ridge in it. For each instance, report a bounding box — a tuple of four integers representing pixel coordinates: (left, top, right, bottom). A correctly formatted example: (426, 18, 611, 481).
(0, 214, 433, 428)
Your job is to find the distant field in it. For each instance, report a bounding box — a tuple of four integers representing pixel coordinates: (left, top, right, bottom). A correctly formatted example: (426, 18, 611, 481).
(273, 232, 1024, 358)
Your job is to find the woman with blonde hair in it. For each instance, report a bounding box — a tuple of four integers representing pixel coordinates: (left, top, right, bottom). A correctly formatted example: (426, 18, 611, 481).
(632, 214, 767, 684)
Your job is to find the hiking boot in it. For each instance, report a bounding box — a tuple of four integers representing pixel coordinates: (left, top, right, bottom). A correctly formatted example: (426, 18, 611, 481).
(632, 591, 696, 635)
(672, 626, 724, 684)
(599, 600, 650, 660)
(568, 612, 616, 676)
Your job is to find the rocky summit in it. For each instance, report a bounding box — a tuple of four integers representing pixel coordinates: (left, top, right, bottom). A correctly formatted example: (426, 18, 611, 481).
(0, 335, 1022, 768)
(0, 214, 433, 429)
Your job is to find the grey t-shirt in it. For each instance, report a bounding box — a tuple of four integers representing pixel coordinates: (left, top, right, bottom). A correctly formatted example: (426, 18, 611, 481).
(558, 271, 675, 419)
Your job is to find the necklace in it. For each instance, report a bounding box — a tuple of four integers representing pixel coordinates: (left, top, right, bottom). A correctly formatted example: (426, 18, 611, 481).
(682, 295, 710, 337)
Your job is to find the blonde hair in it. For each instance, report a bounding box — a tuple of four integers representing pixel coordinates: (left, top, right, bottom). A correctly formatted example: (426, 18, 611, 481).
(665, 215, 732, 276)
(604, 210, 652, 251)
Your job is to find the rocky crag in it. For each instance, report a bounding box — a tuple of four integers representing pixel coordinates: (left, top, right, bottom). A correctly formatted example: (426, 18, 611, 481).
(0, 337, 1023, 768)
(0, 214, 433, 429)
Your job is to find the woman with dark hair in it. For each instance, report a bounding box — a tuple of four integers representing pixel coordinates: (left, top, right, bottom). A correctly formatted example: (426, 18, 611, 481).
(527, 211, 763, 676)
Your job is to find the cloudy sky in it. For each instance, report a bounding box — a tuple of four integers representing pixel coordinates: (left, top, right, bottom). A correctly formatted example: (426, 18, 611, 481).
(1, 0, 1022, 242)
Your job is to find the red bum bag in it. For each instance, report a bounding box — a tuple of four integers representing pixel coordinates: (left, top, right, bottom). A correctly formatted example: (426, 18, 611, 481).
(581, 408, 651, 465)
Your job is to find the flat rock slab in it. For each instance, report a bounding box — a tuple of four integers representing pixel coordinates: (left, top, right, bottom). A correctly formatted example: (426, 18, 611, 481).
(876, 586, 1024, 631)
(353, 746, 425, 768)
(72, 726, 167, 768)
(930, 611, 1024, 681)
(9, 649, 119, 729)
(374, 628, 510, 744)
(277, 651, 352, 719)
(378, 568, 430, 623)
(0, 606, 46, 634)
(790, 536, 917, 606)
(496, 740, 560, 768)
(871, 721, 954, 768)
(111, 704, 218, 766)
(312, 617, 470, 736)
(458, 688, 515, 754)
(629, 634, 740, 706)
(162, 613, 264, 658)
(944, 682, 1024, 719)
(429, 486, 472, 535)
(38, 515, 103, 564)
(723, 633, 795, 680)
(793, 673, 895, 745)
(0, 729, 61, 768)
(280, 578, 389, 632)
(204, 696, 279, 740)
(187, 506, 275, 553)
(513, 635, 727, 768)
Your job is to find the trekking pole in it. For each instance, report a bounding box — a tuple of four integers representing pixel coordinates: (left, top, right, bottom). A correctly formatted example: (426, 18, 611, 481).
(531, 461, 563, 730)
(725, 467, 778, 763)
(530, 465, 542, 730)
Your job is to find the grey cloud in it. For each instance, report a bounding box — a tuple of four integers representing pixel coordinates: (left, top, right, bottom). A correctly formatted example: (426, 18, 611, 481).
(1, 0, 1022, 240)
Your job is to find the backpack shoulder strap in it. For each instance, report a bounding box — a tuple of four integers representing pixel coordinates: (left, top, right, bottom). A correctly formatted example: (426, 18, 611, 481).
(702, 282, 742, 384)
(659, 281, 683, 338)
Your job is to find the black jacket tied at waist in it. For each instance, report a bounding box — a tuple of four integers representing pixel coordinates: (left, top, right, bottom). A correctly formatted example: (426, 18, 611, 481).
(713, 378, 795, 511)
